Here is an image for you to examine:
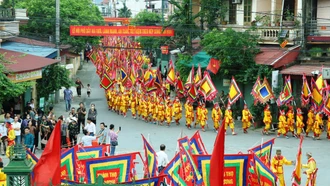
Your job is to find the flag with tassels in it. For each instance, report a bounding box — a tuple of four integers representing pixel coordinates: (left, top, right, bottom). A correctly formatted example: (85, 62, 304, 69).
(323, 94, 330, 116)
(292, 136, 303, 186)
(228, 76, 242, 106)
(166, 60, 176, 85)
(301, 74, 311, 106)
(251, 76, 261, 105)
(207, 58, 221, 75)
(187, 84, 198, 102)
(185, 65, 195, 90)
(120, 67, 128, 85)
(141, 135, 158, 178)
(257, 77, 274, 104)
(276, 76, 293, 106)
(154, 69, 163, 89)
(176, 79, 185, 98)
(311, 78, 323, 112)
(198, 71, 218, 101)
(194, 63, 202, 87)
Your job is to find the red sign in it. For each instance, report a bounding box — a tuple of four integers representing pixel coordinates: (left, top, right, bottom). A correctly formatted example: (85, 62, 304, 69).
(161, 46, 169, 54)
(70, 26, 174, 37)
(223, 167, 237, 185)
(96, 168, 120, 184)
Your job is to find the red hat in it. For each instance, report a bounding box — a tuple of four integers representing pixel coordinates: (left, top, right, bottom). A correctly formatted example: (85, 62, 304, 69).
(297, 108, 302, 113)
(280, 110, 285, 115)
(214, 102, 219, 107)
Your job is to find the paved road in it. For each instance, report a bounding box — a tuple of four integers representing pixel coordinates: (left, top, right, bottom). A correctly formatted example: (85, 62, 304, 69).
(5, 62, 329, 185)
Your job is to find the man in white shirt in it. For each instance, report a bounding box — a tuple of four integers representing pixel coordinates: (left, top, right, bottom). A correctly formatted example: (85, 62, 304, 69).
(12, 116, 21, 144)
(84, 118, 96, 136)
(156, 144, 169, 173)
(80, 130, 100, 147)
(0, 123, 7, 155)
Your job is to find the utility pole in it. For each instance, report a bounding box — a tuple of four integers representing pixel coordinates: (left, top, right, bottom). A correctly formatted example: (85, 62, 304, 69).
(55, 0, 60, 103)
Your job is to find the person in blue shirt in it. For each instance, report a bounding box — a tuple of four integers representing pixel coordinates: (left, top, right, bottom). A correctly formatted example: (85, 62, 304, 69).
(24, 127, 34, 152)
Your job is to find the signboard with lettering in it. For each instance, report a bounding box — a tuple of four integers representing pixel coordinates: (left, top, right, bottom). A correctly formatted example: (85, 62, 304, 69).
(70, 26, 175, 37)
(223, 79, 230, 86)
(8, 69, 42, 83)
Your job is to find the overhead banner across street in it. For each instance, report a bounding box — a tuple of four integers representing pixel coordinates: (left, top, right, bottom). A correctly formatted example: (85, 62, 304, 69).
(70, 26, 175, 37)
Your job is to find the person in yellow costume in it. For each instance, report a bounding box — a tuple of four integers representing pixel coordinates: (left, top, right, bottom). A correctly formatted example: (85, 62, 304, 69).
(262, 104, 272, 135)
(313, 112, 323, 140)
(224, 105, 236, 135)
(306, 106, 315, 137)
(0, 160, 6, 186)
(110, 89, 116, 111)
(152, 98, 158, 124)
(165, 102, 173, 127)
(130, 92, 138, 119)
(106, 90, 112, 110)
(296, 108, 304, 138)
(157, 101, 166, 125)
(200, 103, 208, 132)
(271, 149, 294, 186)
(212, 103, 222, 132)
(6, 122, 15, 158)
(142, 96, 149, 122)
(173, 97, 182, 125)
(194, 102, 202, 128)
(302, 152, 317, 186)
(327, 117, 330, 140)
(241, 104, 252, 134)
(137, 93, 143, 119)
(286, 106, 295, 137)
(277, 110, 288, 138)
(121, 91, 130, 117)
(114, 91, 121, 114)
(185, 100, 194, 129)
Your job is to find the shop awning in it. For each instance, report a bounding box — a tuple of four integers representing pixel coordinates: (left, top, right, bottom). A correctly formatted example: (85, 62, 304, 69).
(280, 65, 329, 76)
(1, 48, 60, 73)
(255, 45, 300, 68)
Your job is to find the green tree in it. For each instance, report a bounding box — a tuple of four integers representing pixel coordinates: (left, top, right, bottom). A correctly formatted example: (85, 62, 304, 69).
(16, 0, 104, 52)
(166, 0, 201, 53)
(199, 0, 224, 30)
(201, 28, 270, 83)
(0, 54, 33, 111)
(131, 11, 168, 49)
(117, 3, 132, 18)
(36, 64, 73, 100)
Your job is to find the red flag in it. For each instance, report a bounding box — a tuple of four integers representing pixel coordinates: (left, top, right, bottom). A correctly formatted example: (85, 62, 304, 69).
(207, 58, 221, 74)
(33, 121, 61, 185)
(209, 119, 225, 186)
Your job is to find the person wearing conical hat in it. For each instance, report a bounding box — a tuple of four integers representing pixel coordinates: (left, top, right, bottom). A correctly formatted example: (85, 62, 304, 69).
(157, 100, 166, 126)
(262, 104, 272, 135)
(194, 102, 202, 128)
(302, 152, 317, 186)
(200, 103, 208, 132)
(286, 106, 295, 137)
(224, 104, 236, 135)
(212, 102, 222, 132)
(241, 104, 252, 134)
(313, 112, 323, 140)
(277, 110, 288, 139)
(271, 149, 294, 186)
(306, 106, 315, 137)
(296, 108, 304, 138)
(173, 97, 182, 125)
(185, 100, 194, 129)
(165, 101, 173, 127)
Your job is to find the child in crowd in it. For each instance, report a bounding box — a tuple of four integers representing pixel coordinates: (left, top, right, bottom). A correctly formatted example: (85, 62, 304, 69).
(87, 84, 91, 97)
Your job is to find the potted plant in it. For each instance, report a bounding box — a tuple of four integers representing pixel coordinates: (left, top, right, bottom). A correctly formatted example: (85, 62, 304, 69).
(309, 47, 323, 57)
(262, 15, 271, 26)
(283, 9, 294, 26)
(326, 47, 330, 57)
(274, 16, 281, 26)
(254, 15, 263, 26)
(219, 5, 228, 25)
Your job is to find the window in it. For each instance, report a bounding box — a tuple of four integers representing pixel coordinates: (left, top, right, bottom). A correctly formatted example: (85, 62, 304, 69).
(244, 0, 252, 23)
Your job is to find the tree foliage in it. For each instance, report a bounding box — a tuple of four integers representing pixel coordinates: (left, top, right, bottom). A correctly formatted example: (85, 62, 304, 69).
(131, 11, 168, 49)
(166, 0, 201, 53)
(0, 54, 34, 110)
(201, 28, 270, 84)
(36, 64, 73, 100)
(199, 0, 223, 30)
(117, 3, 132, 18)
(16, 0, 104, 51)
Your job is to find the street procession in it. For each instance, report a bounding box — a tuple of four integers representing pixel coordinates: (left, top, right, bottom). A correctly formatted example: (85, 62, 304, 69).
(1, 0, 329, 185)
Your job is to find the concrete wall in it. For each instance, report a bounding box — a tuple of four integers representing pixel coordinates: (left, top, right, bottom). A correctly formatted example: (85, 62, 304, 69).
(256, 0, 271, 14)
(317, 0, 330, 19)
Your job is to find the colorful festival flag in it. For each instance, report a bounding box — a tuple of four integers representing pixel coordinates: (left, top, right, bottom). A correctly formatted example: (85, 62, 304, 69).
(253, 154, 277, 186)
(276, 76, 293, 106)
(178, 136, 190, 151)
(257, 77, 274, 104)
(189, 131, 208, 155)
(185, 65, 195, 90)
(209, 120, 225, 186)
(194, 63, 202, 87)
(122, 175, 166, 185)
(311, 78, 323, 112)
(76, 145, 109, 160)
(301, 74, 311, 106)
(78, 152, 139, 184)
(187, 84, 198, 102)
(160, 152, 186, 186)
(120, 68, 128, 85)
(198, 71, 218, 101)
(323, 94, 330, 116)
(100, 72, 113, 90)
(26, 149, 38, 165)
(61, 146, 78, 181)
(228, 76, 242, 106)
(292, 136, 303, 186)
(167, 60, 176, 85)
(207, 58, 221, 75)
(141, 134, 158, 178)
(251, 76, 261, 105)
(248, 138, 275, 167)
(176, 79, 185, 97)
(180, 146, 203, 185)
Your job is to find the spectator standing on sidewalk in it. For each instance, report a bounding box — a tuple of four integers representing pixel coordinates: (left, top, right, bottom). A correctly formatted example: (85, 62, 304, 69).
(12, 116, 21, 145)
(84, 118, 96, 136)
(77, 102, 87, 131)
(0, 123, 7, 156)
(64, 87, 73, 112)
(109, 124, 120, 156)
(88, 104, 98, 124)
(75, 78, 84, 97)
(67, 117, 79, 148)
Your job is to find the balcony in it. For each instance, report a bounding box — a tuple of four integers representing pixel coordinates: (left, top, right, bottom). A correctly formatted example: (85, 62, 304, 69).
(219, 25, 301, 45)
(0, 8, 15, 21)
(0, 8, 24, 39)
(306, 20, 330, 44)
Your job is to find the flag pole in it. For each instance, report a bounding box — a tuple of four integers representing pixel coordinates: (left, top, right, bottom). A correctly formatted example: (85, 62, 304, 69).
(175, 131, 182, 154)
